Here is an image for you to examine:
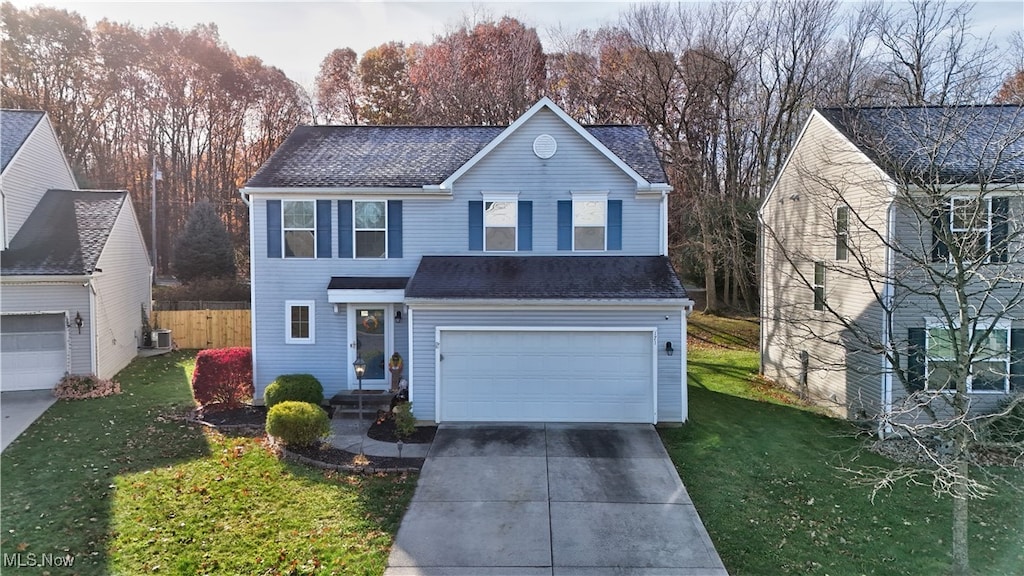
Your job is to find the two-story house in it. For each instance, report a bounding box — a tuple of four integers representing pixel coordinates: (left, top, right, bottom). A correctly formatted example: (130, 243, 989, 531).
(760, 105, 1023, 425)
(0, 109, 152, 391)
(242, 98, 693, 424)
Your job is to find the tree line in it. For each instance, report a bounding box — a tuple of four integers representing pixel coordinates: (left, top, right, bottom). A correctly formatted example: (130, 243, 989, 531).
(3, 0, 1021, 311)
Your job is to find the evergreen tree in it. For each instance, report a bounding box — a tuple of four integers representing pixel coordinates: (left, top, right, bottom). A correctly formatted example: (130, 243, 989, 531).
(173, 200, 236, 282)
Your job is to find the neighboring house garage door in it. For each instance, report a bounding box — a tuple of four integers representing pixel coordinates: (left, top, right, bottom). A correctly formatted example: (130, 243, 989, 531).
(438, 329, 655, 423)
(1, 313, 68, 391)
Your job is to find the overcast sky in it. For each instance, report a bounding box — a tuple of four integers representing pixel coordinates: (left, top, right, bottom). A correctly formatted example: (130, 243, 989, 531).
(13, 1, 1024, 88)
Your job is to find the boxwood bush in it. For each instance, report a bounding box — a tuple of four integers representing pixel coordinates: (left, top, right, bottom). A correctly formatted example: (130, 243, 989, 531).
(264, 374, 324, 409)
(265, 401, 330, 447)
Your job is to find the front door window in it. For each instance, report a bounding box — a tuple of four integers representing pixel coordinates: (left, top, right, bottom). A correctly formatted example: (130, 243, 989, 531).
(355, 308, 386, 380)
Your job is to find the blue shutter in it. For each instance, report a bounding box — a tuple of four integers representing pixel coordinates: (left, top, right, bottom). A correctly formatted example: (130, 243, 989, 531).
(316, 200, 331, 258)
(468, 201, 483, 251)
(338, 200, 353, 258)
(907, 328, 926, 391)
(388, 200, 403, 258)
(266, 200, 282, 258)
(1011, 328, 1024, 391)
(991, 197, 1009, 263)
(557, 200, 572, 250)
(608, 200, 623, 250)
(518, 201, 532, 251)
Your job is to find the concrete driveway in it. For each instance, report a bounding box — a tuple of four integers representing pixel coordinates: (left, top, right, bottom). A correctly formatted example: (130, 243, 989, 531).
(1, 390, 56, 452)
(385, 423, 728, 576)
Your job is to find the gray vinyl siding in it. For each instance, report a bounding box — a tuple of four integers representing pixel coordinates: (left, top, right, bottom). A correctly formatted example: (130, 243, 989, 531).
(408, 308, 685, 424)
(92, 201, 152, 379)
(888, 193, 1023, 413)
(761, 112, 890, 418)
(0, 283, 92, 375)
(0, 118, 77, 246)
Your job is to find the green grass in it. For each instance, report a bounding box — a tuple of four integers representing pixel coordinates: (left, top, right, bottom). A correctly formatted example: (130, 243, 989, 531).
(1, 352, 416, 575)
(667, 316, 1024, 575)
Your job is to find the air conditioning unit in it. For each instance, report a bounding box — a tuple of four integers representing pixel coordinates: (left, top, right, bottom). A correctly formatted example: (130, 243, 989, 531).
(152, 329, 172, 349)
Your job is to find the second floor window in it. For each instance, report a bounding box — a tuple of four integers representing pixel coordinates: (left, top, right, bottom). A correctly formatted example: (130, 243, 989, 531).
(835, 205, 849, 261)
(813, 262, 825, 311)
(283, 200, 315, 258)
(574, 197, 606, 251)
(355, 201, 387, 258)
(933, 196, 1010, 264)
(484, 201, 517, 251)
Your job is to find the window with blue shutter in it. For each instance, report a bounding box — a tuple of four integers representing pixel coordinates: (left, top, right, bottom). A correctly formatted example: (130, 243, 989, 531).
(557, 200, 572, 250)
(907, 328, 926, 391)
(930, 206, 949, 263)
(267, 200, 282, 258)
(991, 197, 1009, 263)
(338, 200, 353, 258)
(388, 200, 403, 258)
(608, 200, 623, 250)
(518, 201, 532, 251)
(468, 201, 483, 251)
(316, 200, 331, 258)
(1011, 328, 1024, 391)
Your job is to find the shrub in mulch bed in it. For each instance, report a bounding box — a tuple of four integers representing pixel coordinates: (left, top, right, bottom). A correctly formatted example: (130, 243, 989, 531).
(280, 440, 424, 473)
(191, 347, 253, 408)
(367, 415, 437, 444)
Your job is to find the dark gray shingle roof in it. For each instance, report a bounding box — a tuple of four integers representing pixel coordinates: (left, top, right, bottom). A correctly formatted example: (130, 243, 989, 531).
(1, 190, 126, 275)
(405, 255, 687, 300)
(1, 109, 45, 172)
(245, 124, 667, 188)
(818, 105, 1024, 185)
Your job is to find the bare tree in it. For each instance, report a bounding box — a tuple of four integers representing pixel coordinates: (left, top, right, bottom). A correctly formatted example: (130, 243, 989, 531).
(314, 48, 361, 124)
(762, 104, 1024, 575)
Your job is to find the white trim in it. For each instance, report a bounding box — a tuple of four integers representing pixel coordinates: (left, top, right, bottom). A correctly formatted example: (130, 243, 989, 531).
(481, 197, 518, 252)
(660, 192, 668, 256)
(923, 317, 1013, 394)
(281, 199, 317, 259)
(285, 300, 316, 344)
(1, 275, 92, 284)
(328, 289, 405, 304)
(570, 193, 609, 252)
(245, 189, 258, 391)
(679, 308, 688, 422)
(353, 199, 388, 259)
(407, 306, 415, 406)
(439, 97, 652, 190)
(434, 325, 659, 424)
(406, 299, 693, 309)
(88, 281, 98, 375)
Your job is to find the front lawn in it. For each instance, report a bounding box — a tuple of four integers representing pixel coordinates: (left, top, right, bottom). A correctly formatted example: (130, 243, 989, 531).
(667, 314, 1023, 575)
(0, 351, 416, 575)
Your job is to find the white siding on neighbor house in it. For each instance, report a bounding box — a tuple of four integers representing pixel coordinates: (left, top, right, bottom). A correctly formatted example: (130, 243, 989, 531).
(408, 308, 685, 424)
(761, 112, 891, 419)
(0, 283, 92, 376)
(0, 117, 77, 247)
(92, 200, 152, 380)
(887, 193, 1024, 414)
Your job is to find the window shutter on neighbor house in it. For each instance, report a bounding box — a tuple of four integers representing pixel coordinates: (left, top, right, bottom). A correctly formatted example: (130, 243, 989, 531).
(267, 200, 282, 258)
(608, 200, 623, 250)
(1011, 328, 1024, 391)
(517, 201, 532, 251)
(991, 197, 1010, 263)
(557, 200, 572, 250)
(907, 328, 927, 391)
(468, 201, 483, 251)
(316, 200, 332, 258)
(338, 200, 353, 258)
(388, 200, 403, 258)
(930, 207, 949, 262)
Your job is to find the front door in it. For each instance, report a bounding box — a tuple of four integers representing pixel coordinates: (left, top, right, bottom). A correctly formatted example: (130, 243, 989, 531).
(350, 306, 389, 387)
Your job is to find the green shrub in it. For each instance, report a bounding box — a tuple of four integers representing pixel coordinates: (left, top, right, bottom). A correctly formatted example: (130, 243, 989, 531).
(393, 402, 415, 439)
(266, 401, 330, 447)
(264, 374, 324, 408)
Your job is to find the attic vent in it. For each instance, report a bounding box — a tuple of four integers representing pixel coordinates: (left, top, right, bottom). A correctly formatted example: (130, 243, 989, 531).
(533, 134, 557, 159)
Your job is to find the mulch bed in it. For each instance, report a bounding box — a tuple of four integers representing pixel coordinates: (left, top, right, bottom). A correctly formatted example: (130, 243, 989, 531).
(192, 404, 430, 472)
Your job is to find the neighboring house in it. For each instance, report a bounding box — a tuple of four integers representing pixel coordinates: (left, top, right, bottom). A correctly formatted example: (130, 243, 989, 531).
(241, 97, 693, 424)
(760, 105, 1023, 423)
(0, 109, 152, 391)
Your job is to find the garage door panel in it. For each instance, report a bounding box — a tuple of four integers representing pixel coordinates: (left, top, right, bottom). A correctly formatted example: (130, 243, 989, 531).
(439, 330, 654, 423)
(1, 313, 68, 391)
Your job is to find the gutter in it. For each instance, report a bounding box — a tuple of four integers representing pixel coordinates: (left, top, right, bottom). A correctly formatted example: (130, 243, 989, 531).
(406, 297, 694, 309)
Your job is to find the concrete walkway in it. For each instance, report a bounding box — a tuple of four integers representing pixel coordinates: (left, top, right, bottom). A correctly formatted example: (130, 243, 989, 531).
(385, 423, 728, 576)
(1, 390, 57, 452)
(328, 415, 432, 458)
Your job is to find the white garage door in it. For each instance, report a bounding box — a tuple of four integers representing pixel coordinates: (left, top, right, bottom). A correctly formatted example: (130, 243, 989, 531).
(438, 329, 655, 423)
(1, 314, 68, 391)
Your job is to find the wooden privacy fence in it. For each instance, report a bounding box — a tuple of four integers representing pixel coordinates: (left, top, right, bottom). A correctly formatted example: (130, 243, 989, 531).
(152, 307, 251, 349)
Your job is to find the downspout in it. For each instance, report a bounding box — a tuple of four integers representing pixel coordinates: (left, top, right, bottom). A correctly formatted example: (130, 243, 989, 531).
(756, 208, 767, 376)
(879, 196, 897, 439)
(88, 276, 98, 376)
(239, 190, 260, 403)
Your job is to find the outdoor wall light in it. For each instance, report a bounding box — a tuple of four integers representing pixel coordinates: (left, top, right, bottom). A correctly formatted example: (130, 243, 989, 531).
(74, 312, 84, 334)
(394, 309, 403, 324)
(665, 341, 674, 356)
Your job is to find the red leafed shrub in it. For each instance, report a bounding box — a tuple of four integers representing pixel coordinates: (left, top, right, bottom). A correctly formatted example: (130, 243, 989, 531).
(191, 347, 253, 409)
